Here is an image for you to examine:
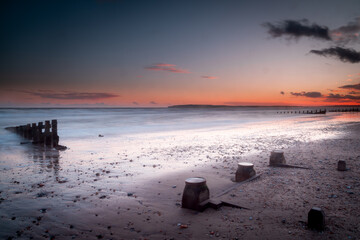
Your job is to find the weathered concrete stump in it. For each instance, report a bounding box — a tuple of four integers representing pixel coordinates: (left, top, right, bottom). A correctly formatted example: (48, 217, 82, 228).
(337, 160, 347, 171)
(182, 177, 209, 211)
(308, 207, 325, 231)
(269, 150, 286, 165)
(235, 162, 256, 182)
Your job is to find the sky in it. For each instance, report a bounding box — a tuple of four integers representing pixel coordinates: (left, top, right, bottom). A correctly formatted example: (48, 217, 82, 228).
(0, 0, 360, 107)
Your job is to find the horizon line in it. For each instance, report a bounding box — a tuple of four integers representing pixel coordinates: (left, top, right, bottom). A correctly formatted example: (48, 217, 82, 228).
(0, 104, 359, 110)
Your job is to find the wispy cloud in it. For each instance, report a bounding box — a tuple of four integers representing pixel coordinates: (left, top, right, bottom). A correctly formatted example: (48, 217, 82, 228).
(310, 47, 360, 63)
(145, 63, 190, 73)
(326, 93, 360, 102)
(149, 101, 157, 105)
(339, 83, 360, 90)
(331, 17, 360, 44)
(328, 89, 346, 93)
(20, 90, 119, 100)
(201, 75, 218, 79)
(154, 63, 176, 67)
(263, 19, 331, 41)
(290, 91, 323, 98)
(132, 101, 139, 105)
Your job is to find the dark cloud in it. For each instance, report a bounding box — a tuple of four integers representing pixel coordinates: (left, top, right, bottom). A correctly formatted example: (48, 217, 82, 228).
(132, 101, 139, 105)
(290, 91, 323, 98)
(331, 17, 360, 44)
(149, 101, 157, 105)
(280, 91, 285, 95)
(26, 90, 118, 100)
(326, 93, 360, 101)
(339, 83, 360, 90)
(263, 19, 331, 41)
(310, 47, 360, 63)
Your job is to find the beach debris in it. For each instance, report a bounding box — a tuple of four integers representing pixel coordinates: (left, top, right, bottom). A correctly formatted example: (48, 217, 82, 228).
(40, 208, 47, 213)
(5, 119, 66, 150)
(181, 177, 209, 211)
(36, 192, 48, 197)
(178, 223, 188, 229)
(235, 162, 256, 182)
(308, 207, 325, 231)
(328, 194, 338, 198)
(337, 160, 347, 171)
(56, 177, 68, 183)
(269, 150, 286, 165)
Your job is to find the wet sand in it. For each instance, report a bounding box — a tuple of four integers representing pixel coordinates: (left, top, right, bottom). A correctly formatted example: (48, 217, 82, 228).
(1, 113, 360, 239)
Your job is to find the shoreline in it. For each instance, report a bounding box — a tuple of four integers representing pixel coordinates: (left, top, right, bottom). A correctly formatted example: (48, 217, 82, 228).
(0, 115, 359, 239)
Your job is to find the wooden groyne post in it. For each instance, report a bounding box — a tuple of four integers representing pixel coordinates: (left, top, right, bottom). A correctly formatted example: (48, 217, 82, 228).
(5, 119, 61, 148)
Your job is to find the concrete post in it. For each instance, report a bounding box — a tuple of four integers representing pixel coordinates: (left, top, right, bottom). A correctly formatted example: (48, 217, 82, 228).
(308, 207, 325, 231)
(182, 177, 209, 211)
(269, 150, 286, 165)
(337, 160, 347, 171)
(235, 162, 256, 182)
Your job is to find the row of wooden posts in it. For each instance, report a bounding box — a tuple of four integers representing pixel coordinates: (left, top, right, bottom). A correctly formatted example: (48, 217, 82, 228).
(278, 108, 360, 114)
(277, 109, 326, 114)
(5, 120, 59, 147)
(328, 108, 359, 112)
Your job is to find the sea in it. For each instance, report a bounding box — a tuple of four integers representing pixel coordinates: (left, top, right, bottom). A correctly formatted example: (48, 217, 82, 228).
(0, 106, 338, 143)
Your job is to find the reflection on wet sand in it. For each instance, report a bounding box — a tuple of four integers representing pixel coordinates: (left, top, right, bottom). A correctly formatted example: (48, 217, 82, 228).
(28, 146, 61, 179)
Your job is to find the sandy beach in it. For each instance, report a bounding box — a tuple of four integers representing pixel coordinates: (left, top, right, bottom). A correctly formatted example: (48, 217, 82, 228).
(1, 111, 360, 239)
